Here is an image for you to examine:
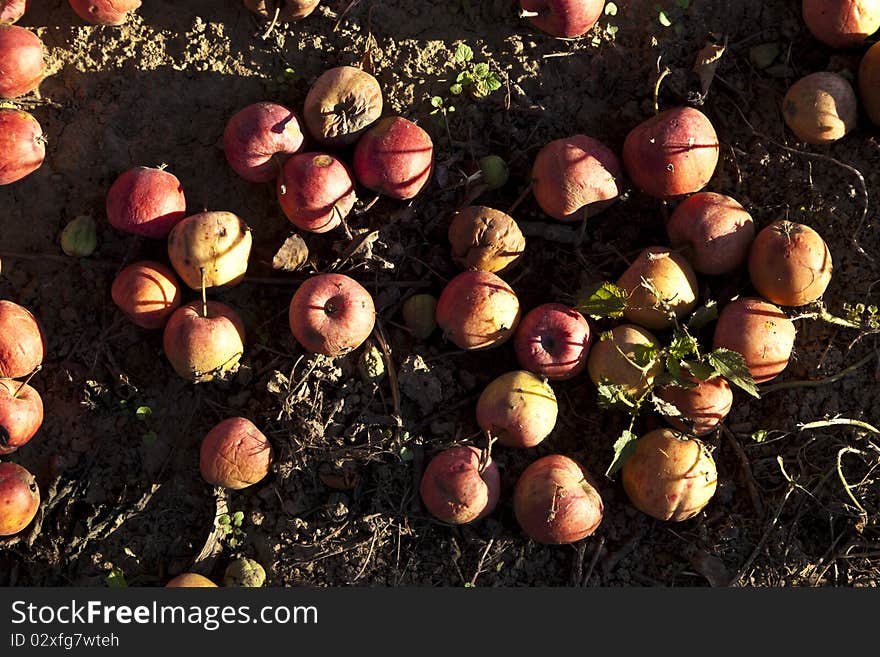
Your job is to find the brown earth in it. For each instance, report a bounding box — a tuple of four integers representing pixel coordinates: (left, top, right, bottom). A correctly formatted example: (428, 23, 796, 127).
(0, 0, 878, 587)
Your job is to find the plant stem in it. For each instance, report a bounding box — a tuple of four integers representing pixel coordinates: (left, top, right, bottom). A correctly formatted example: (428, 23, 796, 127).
(790, 305, 861, 329)
(836, 447, 868, 515)
(798, 418, 879, 434)
(653, 66, 671, 115)
(760, 351, 876, 394)
(13, 365, 41, 398)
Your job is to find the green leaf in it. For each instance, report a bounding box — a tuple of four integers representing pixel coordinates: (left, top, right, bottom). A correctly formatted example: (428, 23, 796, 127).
(472, 62, 490, 78)
(105, 568, 128, 589)
(596, 382, 637, 411)
(683, 359, 715, 381)
(605, 2, 618, 16)
(454, 43, 473, 63)
(751, 429, 768, 443)
(574, 281, 628, 319)
(430, 96, 443, 108)
(218, 514, 231, 526)
(665, 355, 682, 381)
(135, 405, 152, 420)
(687, 300, 719, 329)
(456, 70, 470, 83)
(667, 329, 699, 360)
(607, 24, 619, 36)
(606, 430, 639, 476)
(228, 537, 239, 548)
(707, 348, 760, 398)
(658, 10, 672, 26)
(631, 342, 660, 369)
(463, 582, 476, 588)
(232, 510, 245, 526)
(485, 74, 502, 91)
(450, 83, 464, 95)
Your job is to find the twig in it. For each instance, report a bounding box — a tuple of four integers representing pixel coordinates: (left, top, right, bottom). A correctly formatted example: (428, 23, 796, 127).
(582, 536, 605, 587)
(760, 351, 877, 394)
(798, 418, 880, 434)
(260, 5, 281, 40)
(468, 538, 495, 586)
(836, 447, 868, 516)
(720, 424, 765, 517)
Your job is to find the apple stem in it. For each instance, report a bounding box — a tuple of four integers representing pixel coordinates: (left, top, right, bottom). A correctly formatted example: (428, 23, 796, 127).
(361, 194, 381, 214)
(14, 365, 42, 398)
(653, 65, 671, 116)
(200, 267, 208, 318)
(519, 9, 541, 19)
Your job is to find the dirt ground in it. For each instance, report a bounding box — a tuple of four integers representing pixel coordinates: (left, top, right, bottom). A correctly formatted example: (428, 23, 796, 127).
(1, 0, 878, 587)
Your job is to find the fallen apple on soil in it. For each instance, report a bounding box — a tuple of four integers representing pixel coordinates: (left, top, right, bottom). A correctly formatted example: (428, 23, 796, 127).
(0, 108, 45, 186)
(0, 0, 30, 24)
(712, 297, 795, 384)
(748, 220, 833, 307)
(68, 0, 141, 25)
(223, 101, 305, 183)
(277, 152, 356, 233)
(513, 454, 603, 544)
(0, 300, 46, 380)
(419, 445, 500, 524)
(616, 247, 698, 330)
(200, 417, 272, 490)
(802, 0, 880, 48)
(447, 205, 525, 273)
(666, 192, 755, 276)
(435, 270, 521, 350)
(519, 0, 604, 38)
(162, 300, 246, 383)
(303, 65, 383, 147)
(289, 273, 376, 357)
(782, 72, 857, 144)
(513, 303, 592, 380)
(243, 0, 320, 22)
(165, 573, 217, 587)
(656, 375, 733, 437)
(353, 116, 434, 200)
(622, 106, 719, 198)
(0, 24, 44, 98)
(531, 134, 622, 221)
(167, 211, 253, 289)
(587, 324, 662, 399)
(0, 377, 43, 455)
(621, 428, 718, 522)
(60, 215, 98, 257)
(111, 260, 182, 330)
(0, 461, 40, 536)
(106, 166, 187, 239)
(476, 370, 558, 448)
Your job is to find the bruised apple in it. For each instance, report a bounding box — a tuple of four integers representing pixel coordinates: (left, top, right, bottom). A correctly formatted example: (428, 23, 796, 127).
(419, 446, 500, 524)
(622, 107, 719, 198)
(223, 102, 304, 183)
(166, 573, 217, 588)
(0, 378, 43, 455)
(712, 297, 795, 384)
(621, 428, 717, 522)
(0, 24, 44, 98)
(167, 211, 253, 289)
(277, 153, 356, 233)
(513, 303, 592, 380)
(448, 206, 525, 273)
(513, 454, 603, 544)
(531, 134, 622, 221)
(0, 109, 45, 185)
(666, 192, 755, 275)
(748, 220, 832, 306)
(353, 116, 434, 199)
(476, 370, 558, 448)
(111, 261, 182, 329)
(656, 375, 733, 437)
(162, 301, 246, 383)
(68, 0, 141, 25)
(617, 247, 698, 329)
(289, 273, 375, 357)
(200, 417, 272, 490)
(783, 72, 857, 144)
(106, 166, 187, 238)
(303, 66, 383, 147)
(519, 0, 604, 38)
(0, 0, 30, 24)
(0, 300, 46, 379)
(587, 324, 662, 398)
(0, 461, 39, 536)
(435, 270, 521, 350)
(802, 0, 880, 48)
(243, 0, 320, 22)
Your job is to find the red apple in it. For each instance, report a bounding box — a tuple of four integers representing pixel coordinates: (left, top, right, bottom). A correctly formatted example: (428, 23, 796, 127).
(68, 0, 141, 25)
(0, 0, 31, 24)
(513, 454, 603, 544)
(223, 102, 305, 183)
(162, 301, 246, 383)
(656, 375, 733, 437)
(622, 106, 719, 199)
(802, 0, 880, 48)
(277, 153, 356, 233)
(353, 116, 434, 200)
(531, 134, 622, 221)
(0, 24, 44, 98)
(476, 370, 558, 448)
(106, 166, 187, 238)
(288, 273, 375, 357)
(435, 270, 521, 351)
(200, 417, 272, 490)
(0, 300, 46, 379)
(111, 260, 182, 330)
(419, 446, 500, 524)
(0, 378, 42, 455)
(0, 108, 45, 186)
(0, 461, 39, 536)
(519, 0, 604, 38)
(513, 303, 592, 380)
(243, 1, 320, 22)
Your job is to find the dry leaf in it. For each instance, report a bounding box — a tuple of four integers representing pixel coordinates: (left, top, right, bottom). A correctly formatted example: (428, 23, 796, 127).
(693, 36, 727, 97)
(272, 233, 309, 272)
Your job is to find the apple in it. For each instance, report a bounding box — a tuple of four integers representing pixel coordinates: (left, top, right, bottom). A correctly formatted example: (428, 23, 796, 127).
(0, 461, 39, 536)
(288, 273, 376, 357)
(303, 66, 383, 147)
(200, 417, 272, 490)
(0, 1, 31, 25)
(67, 0, 141, 25)
(476, 370, 558, 448)
(0, 377, 42, 455)
(0, 300, 46, 379)
(513, 303, 592, 380)
(0, 24, 44, 98)
(106, 166, 187, 239)
(277, 153, 356, 234)
(419, 445, 500, 524)
(167, 211, 253, 290)
(223, 102, 305, 183)
(166, 573, 217, 587)
(111, 260, 182, 330)
(435, 270, 521, 350)
(162, 301, 246, 383)
(352, 116, 434, 200)
(0, 108, 45, 186)
(519, 0, 604, 38)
